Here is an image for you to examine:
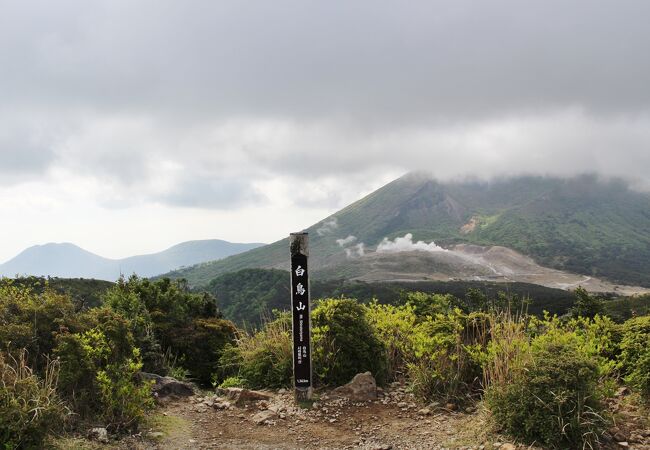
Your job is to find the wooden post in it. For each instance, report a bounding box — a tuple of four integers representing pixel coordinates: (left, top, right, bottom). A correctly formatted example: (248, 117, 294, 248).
(290, 232, 313, 402)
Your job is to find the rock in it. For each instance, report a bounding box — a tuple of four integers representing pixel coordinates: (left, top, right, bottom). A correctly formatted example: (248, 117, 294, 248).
(213, 400, 231, 409)
(252, 409, 277, 425)
(614, 431, 629, 442)
(617, 442, 629, 448)
(616, 386, 630, 397)
(147, 431, 164, 439)
(331, 372, 377, 402)
(88, 427, 109, 443)
(397, 402, 408, 408)
(278, 388, 288, 394)
(224, 387, 273, 405)
(501, 444, 516, 450)
(418, 408, 431, 416)
(139, 372, 194, 398)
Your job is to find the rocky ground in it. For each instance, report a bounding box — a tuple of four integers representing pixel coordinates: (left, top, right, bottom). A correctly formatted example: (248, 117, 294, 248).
(63, 374, 650, 449)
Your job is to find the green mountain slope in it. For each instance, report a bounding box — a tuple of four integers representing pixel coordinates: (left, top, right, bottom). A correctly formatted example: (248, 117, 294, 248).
(165, 173, 650, 287)
(206, 268, 578, 327)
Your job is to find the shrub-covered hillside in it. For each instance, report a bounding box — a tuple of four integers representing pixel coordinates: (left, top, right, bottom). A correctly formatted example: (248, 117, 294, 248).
(206, 268, 578, 327)
(2, 276, 648, 449)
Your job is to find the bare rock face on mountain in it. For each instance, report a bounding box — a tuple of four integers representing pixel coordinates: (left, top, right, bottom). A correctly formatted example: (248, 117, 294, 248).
(331, 372, 377, 401)
(139, 372, 194, 398)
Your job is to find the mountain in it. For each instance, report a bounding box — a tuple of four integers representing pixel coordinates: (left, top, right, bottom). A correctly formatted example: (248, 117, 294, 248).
(164, 173, 650, 290)
(0, 239, 264, 281)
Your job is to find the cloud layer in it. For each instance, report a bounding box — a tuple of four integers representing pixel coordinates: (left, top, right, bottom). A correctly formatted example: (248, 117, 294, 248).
(1, 0, 650, 260)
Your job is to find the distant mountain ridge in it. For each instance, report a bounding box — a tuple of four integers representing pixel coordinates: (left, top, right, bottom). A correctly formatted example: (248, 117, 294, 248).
(163, 173, 650, 289)
(0, 239, 264, 281)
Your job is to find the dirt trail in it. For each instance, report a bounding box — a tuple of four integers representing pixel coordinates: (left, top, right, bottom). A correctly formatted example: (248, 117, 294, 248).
(138, 385, 649, 450)
(152, 395, 488, 450)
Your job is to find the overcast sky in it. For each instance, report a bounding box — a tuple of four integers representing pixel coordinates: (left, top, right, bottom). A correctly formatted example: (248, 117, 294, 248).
(1, 0, 650, 262)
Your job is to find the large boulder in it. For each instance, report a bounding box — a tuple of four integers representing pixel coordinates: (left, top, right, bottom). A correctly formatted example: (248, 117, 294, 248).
(139, 372, 194, 398)
(221, 387, 273, 405)
(331, 371, 377, 401)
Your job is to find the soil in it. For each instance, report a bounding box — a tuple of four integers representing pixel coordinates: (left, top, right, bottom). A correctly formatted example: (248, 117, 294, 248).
(148, 393, 495, 450)
(64, 384, 650, 450)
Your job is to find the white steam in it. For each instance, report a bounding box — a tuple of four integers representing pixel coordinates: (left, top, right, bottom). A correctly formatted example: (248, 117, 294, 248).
(344, 243, 365, 258)
(336, 235, 357, 247)
(316, 218, 338, 236)
(376, 233, 447, 253)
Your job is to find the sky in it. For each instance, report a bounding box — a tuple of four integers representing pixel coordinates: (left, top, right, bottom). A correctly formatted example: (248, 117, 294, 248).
(1, 0, 650, 262)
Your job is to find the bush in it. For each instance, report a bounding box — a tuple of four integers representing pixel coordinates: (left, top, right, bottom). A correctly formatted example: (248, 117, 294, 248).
(407, 310, 488, 402)
(312, 298, 387, 386)
(365, 302, 417, 381)
(168, 317, 237, 384)
(104, 276, 235, 383)
(0, 350, 66, 449)
(218, 376, 245, 389)
(220, 312, 293, 389)
(618, 315, 650, 398)
(55, 308, 153, 433)
(0, 283, 77, 374)
(486, 332, 607, 447)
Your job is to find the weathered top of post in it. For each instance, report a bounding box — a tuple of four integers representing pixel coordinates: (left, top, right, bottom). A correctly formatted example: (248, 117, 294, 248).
(289, 232, 309, 257)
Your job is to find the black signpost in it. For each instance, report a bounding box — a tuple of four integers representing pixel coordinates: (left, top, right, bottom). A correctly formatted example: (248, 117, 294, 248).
(290, 232, 312, 401)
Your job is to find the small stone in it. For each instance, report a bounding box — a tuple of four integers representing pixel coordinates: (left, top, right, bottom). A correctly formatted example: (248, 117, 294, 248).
(88, 427, 109, 443)
(617, 442, 629, 448)
(147, 431, 164, 439)
(278, 388, 287, 394)
(252, 409, 277, 425)
(418, 408, 431, 416)
(397, 402, 408, 408)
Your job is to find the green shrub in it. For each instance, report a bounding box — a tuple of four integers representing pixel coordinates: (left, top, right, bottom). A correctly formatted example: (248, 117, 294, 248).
(618, 315, 650, 398)
(168, 317, 237, 384)
(227, 312, 293, 389)
(486, 331, 607, 447)
(365, 301, 417, 381)
(569, 286, 604, 319)
(312, 298, 387, 386)
(401, 292, 455, 318)
(55, 308, 153, 433)
(219, 376, 245, 389)
(407, 310, 488, 402)
(104, 276, 235, 383)
(0, 350, 66, 449)
(0, 283, 77, 373)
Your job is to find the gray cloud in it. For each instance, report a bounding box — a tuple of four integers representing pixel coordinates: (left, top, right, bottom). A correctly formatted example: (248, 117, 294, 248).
(0, 0, 649, 210)
(158, 176, 265, 210)
(2, 1, 650, 121)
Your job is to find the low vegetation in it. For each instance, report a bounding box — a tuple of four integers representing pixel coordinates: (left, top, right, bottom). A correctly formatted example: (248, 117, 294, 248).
(1, 274, 648, 448)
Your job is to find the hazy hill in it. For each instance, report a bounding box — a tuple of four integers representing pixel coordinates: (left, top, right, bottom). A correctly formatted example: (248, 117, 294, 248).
(164, 173, 650, 288)
(0, 239, 264, 281)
